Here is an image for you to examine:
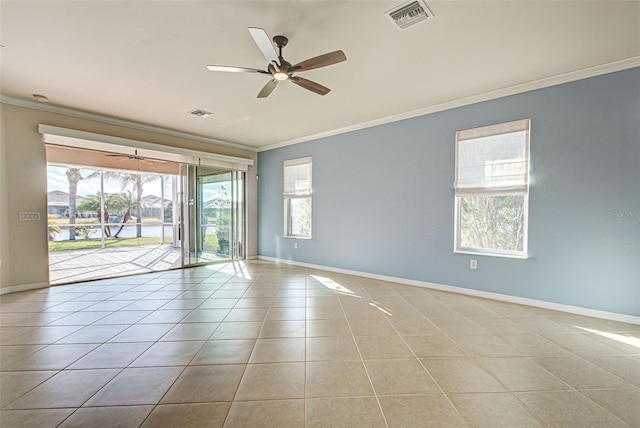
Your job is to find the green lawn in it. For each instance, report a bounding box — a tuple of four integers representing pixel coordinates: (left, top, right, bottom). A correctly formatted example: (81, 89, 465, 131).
(48, 236, 173, 252)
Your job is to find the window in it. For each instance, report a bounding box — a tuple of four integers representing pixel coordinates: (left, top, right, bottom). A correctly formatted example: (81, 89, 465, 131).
(284, 156, 312, 238)
(454, 119, 530, 258)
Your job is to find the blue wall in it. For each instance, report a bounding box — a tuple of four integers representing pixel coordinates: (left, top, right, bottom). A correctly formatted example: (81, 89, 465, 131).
(258, 68, 640, 317)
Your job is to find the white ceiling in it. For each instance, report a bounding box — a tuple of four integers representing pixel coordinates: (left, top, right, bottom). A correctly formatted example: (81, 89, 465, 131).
(1, 1, 639, 150)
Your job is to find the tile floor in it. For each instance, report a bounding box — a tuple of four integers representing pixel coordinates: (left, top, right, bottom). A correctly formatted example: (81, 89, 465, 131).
(1, 260, 639, 427)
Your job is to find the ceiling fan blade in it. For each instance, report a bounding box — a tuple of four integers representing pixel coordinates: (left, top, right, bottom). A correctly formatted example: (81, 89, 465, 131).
(248, 27, 279, 66)
(290, 76, 330, 96)
(207, 65, 268, 74)
(257, 79, 279, 98)
(293, 50, 346, 72)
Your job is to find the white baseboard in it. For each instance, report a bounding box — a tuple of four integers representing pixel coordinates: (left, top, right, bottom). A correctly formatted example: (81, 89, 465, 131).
(258, 256, 640, 325)
(0, 282, 49, 295)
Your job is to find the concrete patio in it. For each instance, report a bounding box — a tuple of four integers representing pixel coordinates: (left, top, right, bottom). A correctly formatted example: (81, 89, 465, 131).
(48, 244, 182, 284)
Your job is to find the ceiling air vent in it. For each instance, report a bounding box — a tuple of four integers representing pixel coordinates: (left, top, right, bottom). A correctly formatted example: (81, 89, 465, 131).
(189, 108, 213, 118)
(385, 0, 433, 30)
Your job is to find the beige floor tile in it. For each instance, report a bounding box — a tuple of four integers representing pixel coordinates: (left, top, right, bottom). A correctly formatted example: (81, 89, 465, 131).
(161, 364, 245, 403)
(1, 325, 83, 345)
(306, 296, 341, 307)
(429, 316, 487, 334)
(306, 306, 346, 320)
(496, 333, 573, 357)
(404, 333, 467, 358)
(306, 360, 373, 398)
(92, 310, 152, 324)
(516, 390, 629, 427)
(225, 399, 304, 428)
(448, 334, 526, 357)
(580, 388, 640, 427)
(379, 394, 467, 427)
(467, 316, 526, 334)
(198, 298, 238, 309)
(541, 332, 624, 356)
(234, 297, 274, 308)
(386, 316, 440, 336)
(0, 344, 45, 369)
(355, 335, 414, 360)
(137, 309, 191, 323)
(5, 369, 119, 409)
(348, 317, 396, 336)
(0, 408, 75, 428)
(477, 357, 570, 391)
(181, 309, 230, 323)
(306, 337, 360, 361)
(2, 343, 98, 371)
(532, 356, 633, 389)
(59, 405, 153, 427)
(157, 299, 204, 311)
(422, 358, 506, 393)
(85, 367, 183, 406)
(249, 338, 305, 363)
(108, 323, 174, 342)
(365, 359, 440, 395)
(0, 370, 58, 407)
(306, 396, 387, 428)
(224, 307, 269, 322)
(131, 341, 204, 366)
(259, 320, 305, 338)
(69, 342, 151, 369)
(142, 402, 230, 427)
(449, 393, 545, 427)
(210, 321, 262, 339)
(234, 362, 305, 400)
(47, 311, 111, 326)
(586, 355, 640, 387)
(270, 297, 306, 307)
(262, 306, 305, 322)
(160, 322, 220, 341)
(508, 317, 575, 333)
(55, 324, 128, 344)
(190, 339, 255, 365)
(305, 319, 351, 337)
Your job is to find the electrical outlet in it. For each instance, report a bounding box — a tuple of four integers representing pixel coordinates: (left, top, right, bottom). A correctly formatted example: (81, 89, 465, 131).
(294, 242, 299, 249)
(470, 259, 478, 270)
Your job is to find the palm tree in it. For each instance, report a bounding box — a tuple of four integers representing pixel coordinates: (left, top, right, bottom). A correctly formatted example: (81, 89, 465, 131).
(105, 172, 159, 238)
(111, 190, 136, 238)
(77, 193, 115, 237)
(65, 168, 83, 240)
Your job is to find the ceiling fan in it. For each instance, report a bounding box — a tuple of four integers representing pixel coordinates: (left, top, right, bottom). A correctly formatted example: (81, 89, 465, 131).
(106, 150, 164, 166)
(207, 27, 346, 98)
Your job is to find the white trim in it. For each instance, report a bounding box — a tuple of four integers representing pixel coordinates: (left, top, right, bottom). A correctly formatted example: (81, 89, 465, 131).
(0, 95, 257, 152)
(39, 124, 254, 172)
(0, 282, 49, 295)
(258, 256, 640, 325)
(258, 57, 640, 152)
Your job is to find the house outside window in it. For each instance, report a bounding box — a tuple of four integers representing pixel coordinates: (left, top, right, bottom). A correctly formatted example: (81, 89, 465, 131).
(454, 119, 531, 258)
(284, 156, 312, 238)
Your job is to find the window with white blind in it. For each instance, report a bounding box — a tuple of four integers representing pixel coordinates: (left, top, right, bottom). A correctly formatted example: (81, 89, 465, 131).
(454, 119, 530, 257)
(284, 156, 312, 238)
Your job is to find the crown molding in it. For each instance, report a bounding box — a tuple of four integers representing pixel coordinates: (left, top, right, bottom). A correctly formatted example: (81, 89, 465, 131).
(0, 95, 258, 153)
(258, 57, 640, 152)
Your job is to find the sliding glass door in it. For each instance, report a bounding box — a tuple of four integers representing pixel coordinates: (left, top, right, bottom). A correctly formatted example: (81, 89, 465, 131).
(181, 165, 245, 266)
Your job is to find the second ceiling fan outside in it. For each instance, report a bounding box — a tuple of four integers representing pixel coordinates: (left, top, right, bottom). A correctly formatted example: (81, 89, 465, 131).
(207, 27, 347, 98)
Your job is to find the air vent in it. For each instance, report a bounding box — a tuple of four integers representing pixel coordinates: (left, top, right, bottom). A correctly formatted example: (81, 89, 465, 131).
(385, 0, 433, 30)
(188, 108, 213, 118)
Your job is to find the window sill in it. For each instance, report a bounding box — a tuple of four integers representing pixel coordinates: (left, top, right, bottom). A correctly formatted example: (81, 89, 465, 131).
(284, 235, 312, 240)
(454, 249, 528, 260)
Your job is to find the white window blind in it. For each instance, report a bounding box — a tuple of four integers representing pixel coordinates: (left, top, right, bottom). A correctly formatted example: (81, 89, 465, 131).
(283, 156, 312, 198)
(455, 119, 530, 196)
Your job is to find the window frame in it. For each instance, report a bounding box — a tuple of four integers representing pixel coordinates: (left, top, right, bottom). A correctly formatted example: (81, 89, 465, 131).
(453, 119, 531, 259)
(283, 156, 312, 239)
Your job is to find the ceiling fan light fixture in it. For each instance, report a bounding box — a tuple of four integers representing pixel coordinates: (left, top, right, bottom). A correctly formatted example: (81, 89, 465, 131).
(274, 71, 289, 81)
